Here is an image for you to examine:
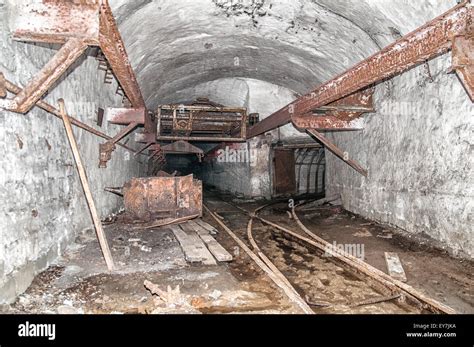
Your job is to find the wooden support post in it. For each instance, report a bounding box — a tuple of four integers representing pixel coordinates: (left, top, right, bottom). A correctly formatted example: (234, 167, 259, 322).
(0, 72, 6, 98)
(307, 129, 368, 177)
(58, 99, 115, 271)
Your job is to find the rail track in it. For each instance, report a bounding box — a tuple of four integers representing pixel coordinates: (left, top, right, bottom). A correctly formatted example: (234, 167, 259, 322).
(203, 196, 455, 314)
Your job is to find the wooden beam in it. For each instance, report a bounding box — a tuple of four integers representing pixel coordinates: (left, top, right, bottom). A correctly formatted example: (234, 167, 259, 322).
(58, 99, 115, 271)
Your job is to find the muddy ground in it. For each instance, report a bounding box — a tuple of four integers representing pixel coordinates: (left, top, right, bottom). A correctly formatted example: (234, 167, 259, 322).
(2, 194, 472, 314)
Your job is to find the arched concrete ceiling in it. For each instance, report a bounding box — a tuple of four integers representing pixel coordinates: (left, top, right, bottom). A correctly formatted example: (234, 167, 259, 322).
(110, 0, 457, 109)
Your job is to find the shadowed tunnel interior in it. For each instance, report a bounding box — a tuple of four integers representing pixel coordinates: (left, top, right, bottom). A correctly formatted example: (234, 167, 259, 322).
(0, 0, 472, 319)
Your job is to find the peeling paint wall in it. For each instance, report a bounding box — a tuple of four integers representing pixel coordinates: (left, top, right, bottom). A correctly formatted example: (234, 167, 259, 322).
(326, 55, 473, 258)
(0, 2, 145, 303)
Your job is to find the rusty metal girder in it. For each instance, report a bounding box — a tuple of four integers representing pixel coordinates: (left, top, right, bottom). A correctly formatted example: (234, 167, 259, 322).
(306, 129, 368, 177)
(293, 88, 374, 130)
(0, 38, 89, 113)
(99, 122, 138, 168)
(1, 0, 146, 119)
(161, 140, 204, 155)
(99, 1, 146, 110)
(105, 107, 146, 125)
(452, 35, 474, 101)
(11, 0, 100, 45)
(292, 115, 365, 130)
(4, 77, 142, 156)
(135, 132, 156, 143)
(246, 1, 472, 138)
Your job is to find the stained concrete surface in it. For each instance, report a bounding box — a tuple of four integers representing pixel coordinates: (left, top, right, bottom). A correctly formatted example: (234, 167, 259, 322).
(0, 0, 145, 303)
(326, 54, 474, 259)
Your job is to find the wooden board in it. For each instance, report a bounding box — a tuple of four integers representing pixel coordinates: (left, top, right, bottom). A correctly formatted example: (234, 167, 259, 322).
(188, 221, 233, 262)
(195, 219, 219, 235)
(384, 252, 407, 282)
(169, 225, 216, 265)
(178, 223, 217, 265)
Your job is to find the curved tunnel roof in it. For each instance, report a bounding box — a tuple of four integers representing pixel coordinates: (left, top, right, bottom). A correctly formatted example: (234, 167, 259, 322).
(111, 0, 456, 109)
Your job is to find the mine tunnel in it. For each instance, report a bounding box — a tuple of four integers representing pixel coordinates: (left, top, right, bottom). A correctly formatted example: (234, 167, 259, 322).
(0, 0, 473, 321)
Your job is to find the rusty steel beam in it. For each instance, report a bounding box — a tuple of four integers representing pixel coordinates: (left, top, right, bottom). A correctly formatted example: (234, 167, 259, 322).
(161, 140, 204, 155)
(99, 121, 138, 168)
(99, 0, 145, 109)
(134, 142, 153, 157)
(292, 115, 365, 131)
(105, 107, 146, 125)
(293, 88, 373, 130)
(307, 129, 368, 177)
(156, 135, 246, 142)
(4, 78, 142, 156)
(135, 132, 156, 144)
(452, 35, 474, 101)
(11, 0, 100, 45)
(3, 1, 145, 120)
(0, 38, 89, 114)
(247, 1, 472, 138)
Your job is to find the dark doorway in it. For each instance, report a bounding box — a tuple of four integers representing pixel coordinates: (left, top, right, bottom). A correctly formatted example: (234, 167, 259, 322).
(273, 149, 296, 196)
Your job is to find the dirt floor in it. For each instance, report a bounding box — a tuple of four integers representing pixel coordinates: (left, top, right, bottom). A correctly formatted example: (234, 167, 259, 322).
(2, 193, 472, 314)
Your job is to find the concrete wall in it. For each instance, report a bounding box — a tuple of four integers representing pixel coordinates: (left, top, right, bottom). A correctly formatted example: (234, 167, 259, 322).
(326, 55, 473, 258)
(0, 2, 145, 303)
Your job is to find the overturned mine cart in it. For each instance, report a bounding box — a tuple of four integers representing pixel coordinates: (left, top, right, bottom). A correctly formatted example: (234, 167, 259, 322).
(107, 175, 202, 223)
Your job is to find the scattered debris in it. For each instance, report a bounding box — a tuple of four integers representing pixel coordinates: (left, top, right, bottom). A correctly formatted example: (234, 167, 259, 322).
(140, 245, 152, 253)
(354, 229, 373, 238)
(57, 305, 80, 314)
(385, 252, 407, 282)
(143, 280, 200, 314)
(209, 289, 222, 300)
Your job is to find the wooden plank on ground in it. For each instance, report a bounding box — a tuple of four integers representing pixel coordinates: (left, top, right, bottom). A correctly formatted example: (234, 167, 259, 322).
(179, 223, 217, 265)
(170, 225, 216, 265)
(195, 219, 218, 235)
(188, 220, 233, 262)
(384, 252, 407, 282)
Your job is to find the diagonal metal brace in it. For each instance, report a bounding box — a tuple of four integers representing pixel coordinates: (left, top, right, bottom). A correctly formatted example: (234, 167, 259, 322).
(307, 129, 368, 177)
(0, 38, 89, 114)
(99, 122, 138, 168)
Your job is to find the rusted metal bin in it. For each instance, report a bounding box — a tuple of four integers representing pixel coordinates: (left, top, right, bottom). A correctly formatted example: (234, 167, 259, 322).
(122, 175, 202, 222)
